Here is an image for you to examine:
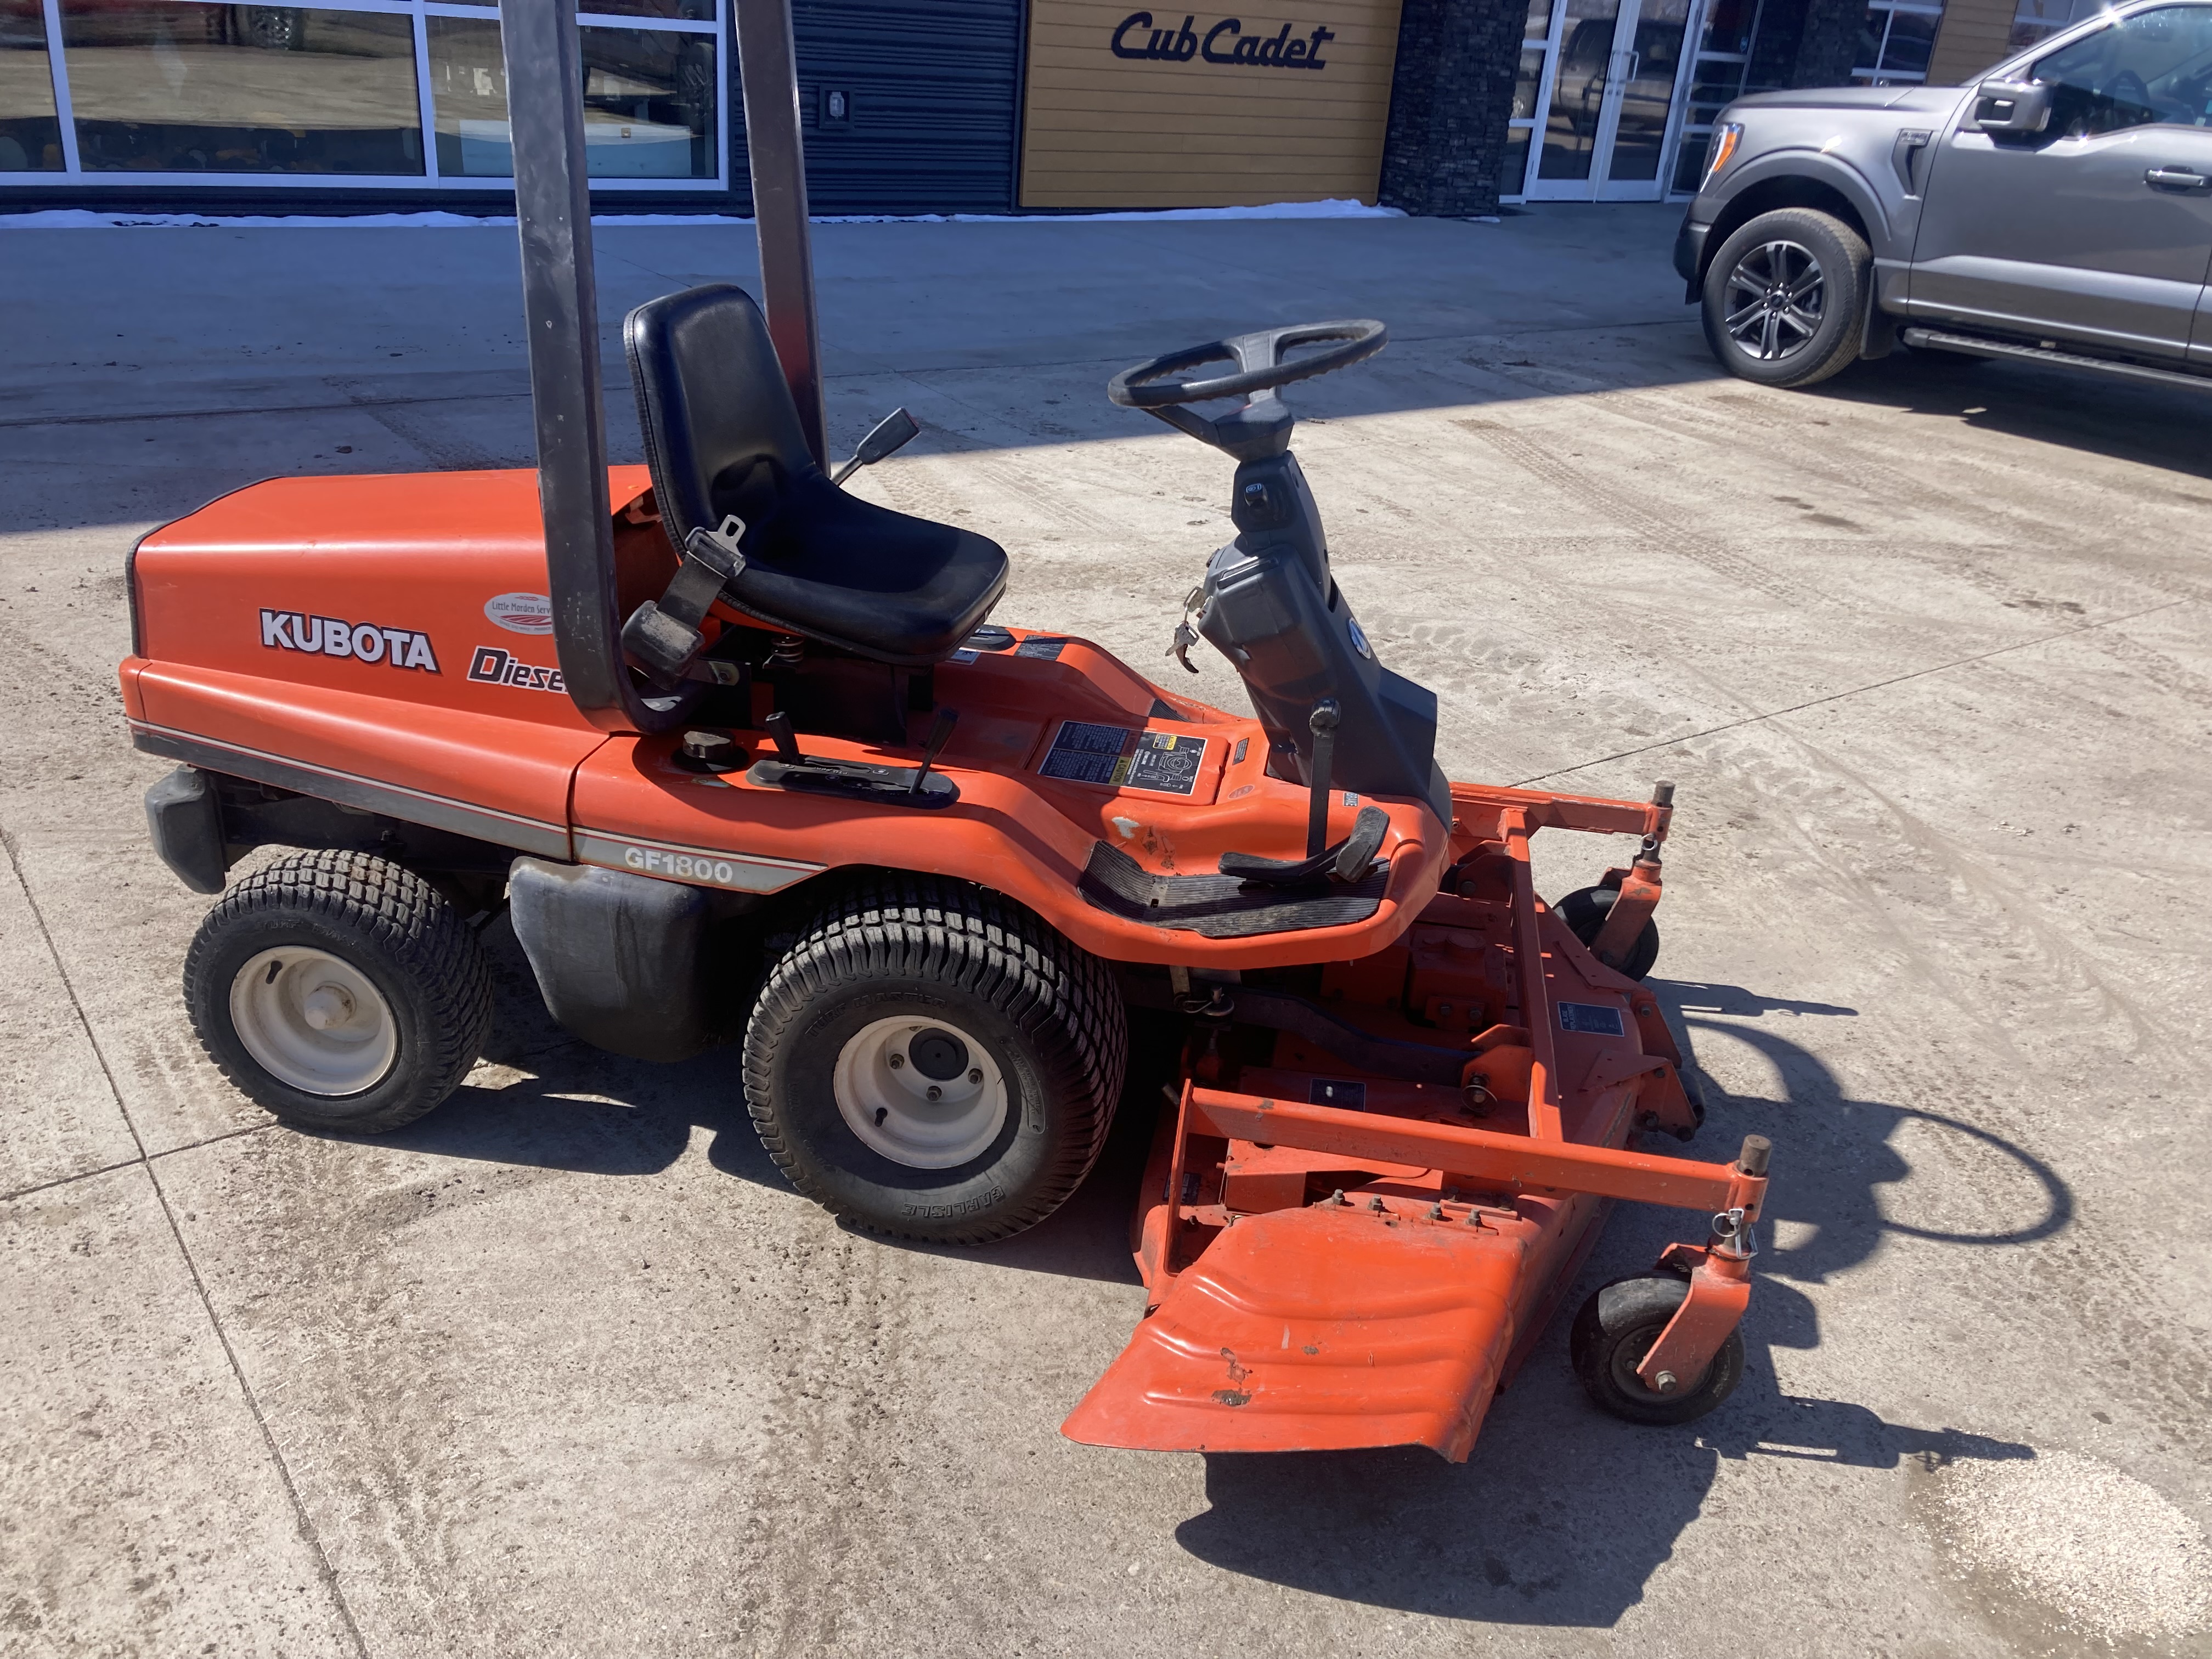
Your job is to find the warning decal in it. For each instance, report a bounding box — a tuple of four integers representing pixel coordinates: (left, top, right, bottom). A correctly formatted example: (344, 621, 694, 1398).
(1558, 1002, 1627, 1036)
(1014, 636, 1070, 660)
(1039, 720, 1209, 795)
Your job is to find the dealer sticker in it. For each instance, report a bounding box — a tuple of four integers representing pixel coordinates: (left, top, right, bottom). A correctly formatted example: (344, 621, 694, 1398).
(484, 592, 554, 634)
(1558, 1002, 1626, 1036)
(1037, 720, 1207, 795)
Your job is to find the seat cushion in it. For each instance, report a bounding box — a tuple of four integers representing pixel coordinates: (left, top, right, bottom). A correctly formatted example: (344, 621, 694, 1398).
(625, 284, 1007, 667)
(718, 467, 1007, 663)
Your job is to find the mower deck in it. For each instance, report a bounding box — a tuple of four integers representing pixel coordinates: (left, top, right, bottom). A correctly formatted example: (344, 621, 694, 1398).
(1063, 782, 1763, 1460)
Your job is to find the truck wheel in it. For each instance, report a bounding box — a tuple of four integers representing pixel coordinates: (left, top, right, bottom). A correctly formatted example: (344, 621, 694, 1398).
(744, 875, 1126, 1244)
(1555, 885, 1660, 980)
(184, 850, 492, 1134)
(1570, 1274, 1745, 1425)
(1701, 208, 1870, 390)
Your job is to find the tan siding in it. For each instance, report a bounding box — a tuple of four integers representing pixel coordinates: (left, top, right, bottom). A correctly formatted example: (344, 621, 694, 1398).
(1020, 0, 1404, 207)
(1926, 0, 2019, 84)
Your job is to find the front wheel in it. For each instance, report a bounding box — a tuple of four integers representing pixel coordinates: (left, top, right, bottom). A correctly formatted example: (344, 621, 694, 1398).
(183, 850, 492, 1133)
(742, 876, 1126, 1244)
(1700, 207, 1870, 389)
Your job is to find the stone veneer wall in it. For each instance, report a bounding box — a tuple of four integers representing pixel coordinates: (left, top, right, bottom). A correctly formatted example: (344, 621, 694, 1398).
(1378, 0, 1526, 216)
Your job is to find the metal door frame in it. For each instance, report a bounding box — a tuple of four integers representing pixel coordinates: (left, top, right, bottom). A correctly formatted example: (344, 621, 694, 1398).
(1517, 0, 1705, 201)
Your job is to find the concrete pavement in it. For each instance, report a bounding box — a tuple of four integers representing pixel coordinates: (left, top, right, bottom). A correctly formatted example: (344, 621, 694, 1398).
(2, 203, 2209, 1658)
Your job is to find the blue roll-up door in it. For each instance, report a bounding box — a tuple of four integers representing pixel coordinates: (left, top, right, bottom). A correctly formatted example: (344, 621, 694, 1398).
(776, 0, 1024, 215)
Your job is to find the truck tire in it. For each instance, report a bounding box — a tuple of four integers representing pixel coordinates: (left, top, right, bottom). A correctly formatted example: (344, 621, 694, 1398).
(1701, 207, 1870, 390)
(743, 874, 1126, 1245)
(184, 850, 492, 1133)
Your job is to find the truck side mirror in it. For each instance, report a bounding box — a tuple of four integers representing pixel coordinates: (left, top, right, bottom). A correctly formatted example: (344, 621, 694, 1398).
(1972, 78, 2053, 134)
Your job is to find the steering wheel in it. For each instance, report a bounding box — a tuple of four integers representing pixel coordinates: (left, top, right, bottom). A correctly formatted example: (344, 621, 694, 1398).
(1109, 319, 1388, 409)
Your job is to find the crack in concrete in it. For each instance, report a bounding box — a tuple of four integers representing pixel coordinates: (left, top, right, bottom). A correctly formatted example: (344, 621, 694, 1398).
(0, 824, 370, 1659)
(1513, 597, 2193, 788)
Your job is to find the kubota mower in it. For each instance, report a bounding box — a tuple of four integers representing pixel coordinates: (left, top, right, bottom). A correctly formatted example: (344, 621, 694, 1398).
(119, 0, 1770, 1457)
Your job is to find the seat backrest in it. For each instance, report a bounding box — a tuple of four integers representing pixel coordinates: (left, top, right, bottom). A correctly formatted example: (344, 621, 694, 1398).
(624, 284, 819, 554)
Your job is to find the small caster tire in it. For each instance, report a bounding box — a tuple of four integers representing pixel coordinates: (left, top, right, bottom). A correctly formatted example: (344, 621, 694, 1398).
(1556, 885, 1660, 980)
(1570, 1274, 1745, 1425)
(184, 849, 492, 1133)
(743, 874, 1126, 1245)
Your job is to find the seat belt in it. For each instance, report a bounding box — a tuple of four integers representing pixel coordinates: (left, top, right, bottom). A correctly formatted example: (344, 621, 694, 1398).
(621, 514, 748, 687)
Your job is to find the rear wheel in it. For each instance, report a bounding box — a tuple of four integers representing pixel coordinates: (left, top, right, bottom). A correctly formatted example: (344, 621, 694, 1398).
(1555, 884, 1660, 980)
(1701, 207, 1869, 389)
(184, 850, 492, 1133)
(743, 875, 1126, 1244)
(1570, 1274, 1745, 1425)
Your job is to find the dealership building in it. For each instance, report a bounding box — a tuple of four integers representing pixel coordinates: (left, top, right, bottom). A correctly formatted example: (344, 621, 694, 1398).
(0, 0, 2073, 217)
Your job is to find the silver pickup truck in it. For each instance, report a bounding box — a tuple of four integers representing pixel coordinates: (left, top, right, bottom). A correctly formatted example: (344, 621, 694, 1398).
(1675, 0, 2212, 388)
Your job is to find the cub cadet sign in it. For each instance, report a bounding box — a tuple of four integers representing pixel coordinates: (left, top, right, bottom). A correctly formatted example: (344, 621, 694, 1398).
(1109, 11, 1338, 67)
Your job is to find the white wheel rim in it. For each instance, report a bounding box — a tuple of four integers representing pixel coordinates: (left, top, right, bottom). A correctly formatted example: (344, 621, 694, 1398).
(229, 946, 398, 1097)
(832, 1015, 1008, 1169)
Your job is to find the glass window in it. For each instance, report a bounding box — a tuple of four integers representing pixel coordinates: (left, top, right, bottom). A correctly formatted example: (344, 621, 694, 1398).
(1524, 0, 1553, 41)
(2011, 0, 2108, 51)
(2, 0, 64, 169)
(439, 0, 715, 15)
(1673, 127, 1711, 191)
(1512, 45, 1546, 120)
(61, 1, 422, 173)
(1697, 0, 1759, 56)
(2033, 4, 2212, 132)
(1880, 7, 1937, 70)
(1500, 126, 1531, 195)
(427, 14, 714, 179)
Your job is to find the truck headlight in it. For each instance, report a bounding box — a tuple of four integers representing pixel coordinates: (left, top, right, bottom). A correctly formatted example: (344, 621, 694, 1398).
(1702, 122, 1743, 189)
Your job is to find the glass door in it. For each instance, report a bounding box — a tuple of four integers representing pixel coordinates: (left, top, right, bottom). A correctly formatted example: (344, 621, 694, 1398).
(1519, 0, 1692, 201)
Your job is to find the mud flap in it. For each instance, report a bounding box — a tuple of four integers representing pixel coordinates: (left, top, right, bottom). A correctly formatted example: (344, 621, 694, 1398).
(1063, 1206, 1528, 1462)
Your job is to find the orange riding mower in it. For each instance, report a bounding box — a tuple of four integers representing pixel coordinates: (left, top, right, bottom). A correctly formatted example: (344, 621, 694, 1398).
(120, 0, 1769, 1460)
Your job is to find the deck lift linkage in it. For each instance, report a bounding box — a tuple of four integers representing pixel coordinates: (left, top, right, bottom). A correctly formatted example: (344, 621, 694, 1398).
(120, 0, 1773, 1454)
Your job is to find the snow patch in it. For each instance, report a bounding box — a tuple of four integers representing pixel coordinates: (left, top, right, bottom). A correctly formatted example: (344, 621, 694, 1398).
(0, 199, 1404, 231)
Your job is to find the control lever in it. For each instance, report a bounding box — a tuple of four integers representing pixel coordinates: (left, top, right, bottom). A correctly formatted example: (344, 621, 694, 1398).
(763, 709, 804, 765)
(831, 408, 921, 486)
(1306, 698, 1340, 859)
(909, 707, 958, 796)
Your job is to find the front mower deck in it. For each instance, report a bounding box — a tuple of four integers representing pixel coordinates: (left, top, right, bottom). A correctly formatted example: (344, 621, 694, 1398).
(1063, 782, 1767, 1460)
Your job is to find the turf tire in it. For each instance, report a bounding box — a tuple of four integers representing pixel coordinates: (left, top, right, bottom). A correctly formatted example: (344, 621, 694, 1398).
(743, 874, 1126, 1245)
(184, 849, 492, 1133)
(1570, 1273, 1746, 1426)
(1555, 884, 1661, 980)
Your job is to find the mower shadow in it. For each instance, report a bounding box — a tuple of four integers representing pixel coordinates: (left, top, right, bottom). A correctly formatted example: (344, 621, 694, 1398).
(1171, 995, 2065, 1624)
(370, 926, 1160, 1286)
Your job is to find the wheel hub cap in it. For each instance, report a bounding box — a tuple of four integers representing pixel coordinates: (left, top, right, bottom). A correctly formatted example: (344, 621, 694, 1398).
(833, 1016, 1007, 1169)
(230, 947, 397, 1096)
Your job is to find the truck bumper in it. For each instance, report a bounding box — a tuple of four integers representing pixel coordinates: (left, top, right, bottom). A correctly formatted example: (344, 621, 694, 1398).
(1673, 213, 1708, 297)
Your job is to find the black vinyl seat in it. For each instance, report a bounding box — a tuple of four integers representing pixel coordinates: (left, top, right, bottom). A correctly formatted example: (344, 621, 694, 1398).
(624, 284, 1007, 666)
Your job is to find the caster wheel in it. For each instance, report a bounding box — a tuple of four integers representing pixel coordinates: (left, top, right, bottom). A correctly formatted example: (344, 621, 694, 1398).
(1555, 885, 1660, 980)
(1570, 1274, 1744, 1425)
(184, 850, 492, 1133)
(743, 875, 1125, 1244)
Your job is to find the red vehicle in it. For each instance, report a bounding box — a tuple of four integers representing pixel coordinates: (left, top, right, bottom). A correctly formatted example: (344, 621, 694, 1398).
(121, 0, 1771, 1457)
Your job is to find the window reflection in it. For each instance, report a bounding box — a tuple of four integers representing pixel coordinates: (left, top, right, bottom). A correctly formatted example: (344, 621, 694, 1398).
(426, 14, 714, 178)
(60, 0, 422, 173)
(1, 0, 64, 169)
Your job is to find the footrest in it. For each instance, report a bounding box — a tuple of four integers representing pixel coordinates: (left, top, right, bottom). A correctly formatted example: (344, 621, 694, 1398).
(1079, 840, 1388, 939)
(746, 758, 958, 809)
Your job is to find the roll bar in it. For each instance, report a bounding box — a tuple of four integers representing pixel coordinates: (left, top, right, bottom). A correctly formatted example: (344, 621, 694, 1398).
(500, 0, 827, 734)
